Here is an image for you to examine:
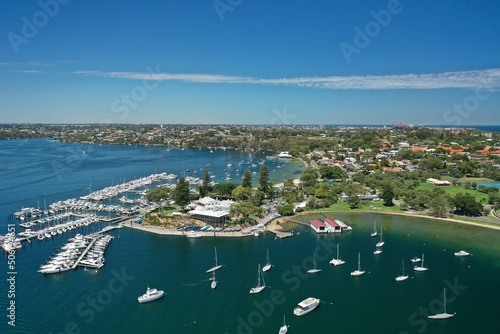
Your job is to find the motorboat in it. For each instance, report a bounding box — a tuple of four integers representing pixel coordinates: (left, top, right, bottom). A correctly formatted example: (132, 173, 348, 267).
(138, 286, 165, 303)
(454, 250, 470, 257)
(186, 231, 202, 238)
(293, 297, 320, 316)
(410, 256, 421, 263)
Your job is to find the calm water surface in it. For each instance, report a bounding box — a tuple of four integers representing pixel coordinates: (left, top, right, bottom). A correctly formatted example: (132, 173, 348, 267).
(1, 140, 499, 334)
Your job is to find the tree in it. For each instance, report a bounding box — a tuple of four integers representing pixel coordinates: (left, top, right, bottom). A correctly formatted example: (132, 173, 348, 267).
(380, 183, 395, 206)
(452, 193, 483, 216)
(211, 182, 236, 197)
(230, 202, 263, 223)
(242, 169, 252, 188)
(429, 194, 450, 217)
(232, 185, 251, 201)
(146, 187, 170, 203)
(300, 168, 319, 188)
(173, 177, 191, 207)
(319, 165, 344, 180)
(277, 204, 294, 216)
(199, 170, 211, 198)
(258, 165, 271, 195)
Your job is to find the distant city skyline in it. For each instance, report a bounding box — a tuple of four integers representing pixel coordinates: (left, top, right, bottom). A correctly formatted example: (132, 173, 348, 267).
(1, 1, 499, 125)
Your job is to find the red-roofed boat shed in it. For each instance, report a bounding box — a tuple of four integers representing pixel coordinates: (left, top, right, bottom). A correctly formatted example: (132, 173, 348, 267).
(310, 219, 326, 233)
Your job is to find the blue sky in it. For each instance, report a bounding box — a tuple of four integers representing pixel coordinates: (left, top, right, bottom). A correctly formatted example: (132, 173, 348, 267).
(1, 0, 499, 125)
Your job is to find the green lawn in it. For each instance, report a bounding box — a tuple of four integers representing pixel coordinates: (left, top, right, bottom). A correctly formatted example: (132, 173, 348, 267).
(415, 182, 489, 203)
(161, 205, 182, 216)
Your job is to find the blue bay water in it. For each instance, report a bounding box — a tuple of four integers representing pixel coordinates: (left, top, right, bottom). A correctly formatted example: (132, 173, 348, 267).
(1, 140, 500, 334)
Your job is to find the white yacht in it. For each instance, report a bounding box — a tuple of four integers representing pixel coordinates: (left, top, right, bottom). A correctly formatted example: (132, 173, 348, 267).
(376, 226, 385, 247)
(330, 244, 345, 266)
(454, 250, 470, 257)
(371, 221, 377, 237)
(138, 286, 165, 303)
(395, 258, 409, 282)
(350, 252, 365, 276)
(373, 246, 383, 255)
(262, 249, 272, 272)
(428, 288, 455, 319)
(210, 271, 217, 289)
(249, 264, 266, 294)
(307, 253, 322, 274)
(206, 247, 223, 273)
(277, 151, 293, 158)
(293, 297, 320, 316)
(410, 256, 422, 263)
(414, 253, 428, 272)
(186, 231, 202, 238)
(279, 315, 288, 334)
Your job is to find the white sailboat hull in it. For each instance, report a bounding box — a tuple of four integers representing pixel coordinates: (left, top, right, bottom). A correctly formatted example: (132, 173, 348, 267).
(262, 264, 271, 272)
(329, 259, 345, 266)
(428, 312, 455, 319)
(250, 286, 265, 294)
(350, 270, 365, 276)
(395, 275, 409, 281)
(206, 265, 223, 273)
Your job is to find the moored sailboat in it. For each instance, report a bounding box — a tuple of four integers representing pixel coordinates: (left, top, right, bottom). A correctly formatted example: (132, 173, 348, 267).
(350, 252, 365, 276)
(262, 249, 272, 272)
(428, 288, 455, 319)
(250, 263, 266, 294)
(395, 258, 409, 281)
(307, 253, 322, 274)
(206, 247, 223, 273)
(414, 253, 428, 271)
(330, 244, 345, 266)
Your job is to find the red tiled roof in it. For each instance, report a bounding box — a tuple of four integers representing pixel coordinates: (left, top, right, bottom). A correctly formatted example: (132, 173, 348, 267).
(311, 220, 325, 228)
(324, 217, 338, 227)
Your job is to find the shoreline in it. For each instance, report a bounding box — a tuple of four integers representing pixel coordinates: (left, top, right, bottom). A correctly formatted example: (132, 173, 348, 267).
(290, 209, 500, 232)
(121, 220, 254, 238)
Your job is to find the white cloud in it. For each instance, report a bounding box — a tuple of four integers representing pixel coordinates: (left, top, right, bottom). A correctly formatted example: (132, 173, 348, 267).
(73, 68, 500, 90)
(9, 70, 46, 74)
